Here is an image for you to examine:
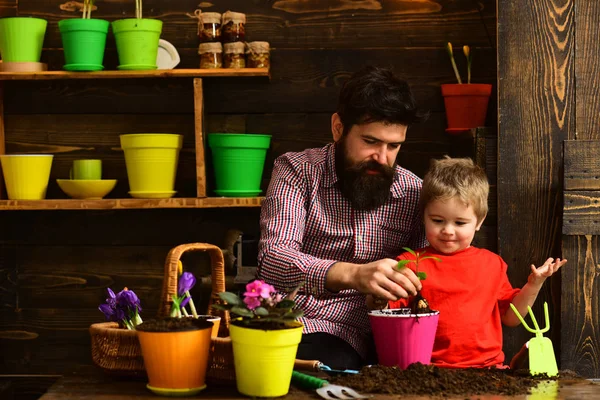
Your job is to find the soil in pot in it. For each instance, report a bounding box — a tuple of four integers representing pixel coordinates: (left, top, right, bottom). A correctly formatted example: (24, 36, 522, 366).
(330, 363, 586, 397)
(136, 317, 212, 332)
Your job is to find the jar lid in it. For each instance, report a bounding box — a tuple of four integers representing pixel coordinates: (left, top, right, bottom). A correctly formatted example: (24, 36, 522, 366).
(222, 11, 246, 24)
(198, 42, 223, 54)
(246, 41, 270, 53)
(224, 42, 246, 54)
(199, 12, 221, 24)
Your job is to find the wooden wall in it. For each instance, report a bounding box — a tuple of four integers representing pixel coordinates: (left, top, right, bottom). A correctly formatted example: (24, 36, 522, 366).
(0, 0, 496, 376)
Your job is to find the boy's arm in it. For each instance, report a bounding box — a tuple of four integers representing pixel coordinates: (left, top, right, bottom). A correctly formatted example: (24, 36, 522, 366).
(501, 257, 567, 326)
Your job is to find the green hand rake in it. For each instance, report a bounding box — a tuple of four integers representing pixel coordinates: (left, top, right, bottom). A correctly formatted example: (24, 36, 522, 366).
(509, 302, 558, 377)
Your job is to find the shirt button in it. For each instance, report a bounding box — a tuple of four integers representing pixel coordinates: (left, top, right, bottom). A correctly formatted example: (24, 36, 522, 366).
(357, 235, 362, 241)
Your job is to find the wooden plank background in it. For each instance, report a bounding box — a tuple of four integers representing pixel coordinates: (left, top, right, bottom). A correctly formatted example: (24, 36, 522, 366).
(0, 0, 498, 376)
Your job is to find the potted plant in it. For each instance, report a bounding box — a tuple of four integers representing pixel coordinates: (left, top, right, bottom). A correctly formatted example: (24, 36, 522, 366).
(58, 0, 110, 71)
(0, 16, 47, 63)
(442, 42, 493, 134)
(213, 280, 304, 398)
(112, 0, 162, 70)
(369, 248, 441, 369)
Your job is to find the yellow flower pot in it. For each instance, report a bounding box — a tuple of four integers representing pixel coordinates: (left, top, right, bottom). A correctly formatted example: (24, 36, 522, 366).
(0, 154, 53, 199)
(230, 323, 303, 397)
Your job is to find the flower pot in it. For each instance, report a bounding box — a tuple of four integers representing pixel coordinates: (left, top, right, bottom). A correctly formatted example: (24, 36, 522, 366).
(230, 323, 303, 397)
(137, 318, 213, 396)
(369, 309, 439, 369)
(441, 84, 492, 133)
(0, 17, 47, 62)
(207, 133, 272, 197)
(0, 154, 53, 200)
(120, 134, 183, 198)
(112, 18, 162, 70)
(59, 18, 110, 71)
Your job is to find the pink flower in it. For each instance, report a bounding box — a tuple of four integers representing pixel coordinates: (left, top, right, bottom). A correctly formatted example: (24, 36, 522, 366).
(243, 295, 261, 310)
(244, 280, 275, 299)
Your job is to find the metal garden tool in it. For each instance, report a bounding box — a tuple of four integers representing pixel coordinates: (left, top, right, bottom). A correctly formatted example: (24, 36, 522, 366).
(291, 370, 370, 400)
(294, 359, 360, 376)
(509, 302, 558, 377)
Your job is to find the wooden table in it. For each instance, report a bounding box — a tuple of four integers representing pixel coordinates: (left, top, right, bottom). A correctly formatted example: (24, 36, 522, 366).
(38, 371, 600, 400)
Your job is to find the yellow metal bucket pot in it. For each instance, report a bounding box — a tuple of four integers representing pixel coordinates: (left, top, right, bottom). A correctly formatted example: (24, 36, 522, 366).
(230, 323, 303, 397)
(120, 134, 182, 198)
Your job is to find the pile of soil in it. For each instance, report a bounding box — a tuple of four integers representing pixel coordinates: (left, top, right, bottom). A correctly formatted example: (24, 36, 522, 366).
(136, 317, 212, 332)
(330, 363, 583, 397)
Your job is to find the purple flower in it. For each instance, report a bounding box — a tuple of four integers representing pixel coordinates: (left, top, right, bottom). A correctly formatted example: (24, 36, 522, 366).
(181, 296, 190, 308)
(244, 296, 261, 310)
(106, 288, 116, 307)
(117, 288, 141, 312)
(178, 272, 196, 296)
(99, 303, 114, 320)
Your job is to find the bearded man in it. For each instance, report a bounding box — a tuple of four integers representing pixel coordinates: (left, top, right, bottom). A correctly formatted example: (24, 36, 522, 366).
(257, 65, 428, 370)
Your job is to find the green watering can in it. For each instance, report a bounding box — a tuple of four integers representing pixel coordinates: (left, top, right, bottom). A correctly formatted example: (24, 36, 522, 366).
(509, 302, 558, 377)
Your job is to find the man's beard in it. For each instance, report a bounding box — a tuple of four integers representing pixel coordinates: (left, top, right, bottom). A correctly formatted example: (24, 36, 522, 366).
(335, 141, 395, 211)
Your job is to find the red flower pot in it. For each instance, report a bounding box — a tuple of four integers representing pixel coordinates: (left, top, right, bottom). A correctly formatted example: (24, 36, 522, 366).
(441, 83, 492, 133)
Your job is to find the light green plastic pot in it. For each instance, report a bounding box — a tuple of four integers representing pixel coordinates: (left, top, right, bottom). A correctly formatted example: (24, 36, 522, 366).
(207, 133, 272, 197)
(112, 18, 162, 70)
(0, 17, 47, 62)
(59, 18, 110, 71)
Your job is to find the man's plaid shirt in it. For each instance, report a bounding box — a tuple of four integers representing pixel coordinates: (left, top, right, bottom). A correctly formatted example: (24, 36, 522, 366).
(258, 143, 427, 358)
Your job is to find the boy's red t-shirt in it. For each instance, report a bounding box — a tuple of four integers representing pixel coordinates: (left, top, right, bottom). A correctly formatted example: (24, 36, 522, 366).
(388, 246, 520, 368)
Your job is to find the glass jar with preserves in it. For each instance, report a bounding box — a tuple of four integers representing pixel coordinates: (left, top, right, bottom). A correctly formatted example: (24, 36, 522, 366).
(197, 11, 221, 43)
(223, 42, 246, 68)
(199, 42, 223, 69)
(246, 41, 270, 68)
(221, 11, 246, 43)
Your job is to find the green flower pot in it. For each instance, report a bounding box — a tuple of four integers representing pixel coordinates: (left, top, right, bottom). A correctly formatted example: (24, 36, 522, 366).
(112, 18, 162, 70)
(0, 17, 47, 62)
(59, 18, 110, 71)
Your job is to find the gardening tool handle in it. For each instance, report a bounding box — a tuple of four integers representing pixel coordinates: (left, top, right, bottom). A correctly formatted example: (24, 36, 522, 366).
(294, 359, 321, 372)
(291, 371, 327, 389)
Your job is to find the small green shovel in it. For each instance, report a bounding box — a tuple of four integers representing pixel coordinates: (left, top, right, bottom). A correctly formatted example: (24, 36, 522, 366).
(509, 302, 558, 377)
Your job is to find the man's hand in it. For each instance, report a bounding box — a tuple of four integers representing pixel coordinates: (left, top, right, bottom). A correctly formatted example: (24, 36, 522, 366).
(326, 258, 422, 300)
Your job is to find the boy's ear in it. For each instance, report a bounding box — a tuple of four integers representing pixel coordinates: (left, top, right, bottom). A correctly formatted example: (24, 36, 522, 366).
(476, 214, 487, 231)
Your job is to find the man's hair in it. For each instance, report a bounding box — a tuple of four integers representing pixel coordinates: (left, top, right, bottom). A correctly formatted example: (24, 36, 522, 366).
(336, 65, 427, 135)
(421, 157, 489, 222)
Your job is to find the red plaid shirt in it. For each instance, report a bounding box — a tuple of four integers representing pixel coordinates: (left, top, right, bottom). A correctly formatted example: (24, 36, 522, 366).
(258, 143, 427, 358)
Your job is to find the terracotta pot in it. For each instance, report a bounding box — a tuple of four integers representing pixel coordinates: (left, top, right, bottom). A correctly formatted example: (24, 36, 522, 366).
(441, 83, 492, 133)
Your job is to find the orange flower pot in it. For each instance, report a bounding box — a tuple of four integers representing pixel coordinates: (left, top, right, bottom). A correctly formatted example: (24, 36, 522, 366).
(137, 320, 212, 396)
(441, 83, 492, 133)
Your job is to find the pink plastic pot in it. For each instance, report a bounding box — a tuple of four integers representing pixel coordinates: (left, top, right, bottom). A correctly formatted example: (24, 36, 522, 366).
(369, 309, 439, 369)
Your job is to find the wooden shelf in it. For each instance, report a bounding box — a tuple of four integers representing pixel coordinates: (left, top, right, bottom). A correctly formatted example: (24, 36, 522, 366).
(0, 68, 270, 81)
(0, 197, 264, 210)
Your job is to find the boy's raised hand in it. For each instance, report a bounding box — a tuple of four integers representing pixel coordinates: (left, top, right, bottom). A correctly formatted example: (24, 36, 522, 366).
(528, 257, 567, 286)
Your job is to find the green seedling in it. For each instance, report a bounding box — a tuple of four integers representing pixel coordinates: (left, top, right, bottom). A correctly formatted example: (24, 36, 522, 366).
(395, 247, 441, 281)
(509, 302, 558, 377)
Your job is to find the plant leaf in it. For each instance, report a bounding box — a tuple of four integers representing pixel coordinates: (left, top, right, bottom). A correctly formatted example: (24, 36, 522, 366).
(402, 247, 417, 257)
(284, 310, 304, 319)
(218, 292, 241, 305)
(231, 305, 255, 317)
(417, 271, 428, 280)
(276, 299, 296, 309)
(396, 259, 413, 270)
(419, 256, 442, 263)
(211, 304, 232, 311)
(254, 307, 269, 316)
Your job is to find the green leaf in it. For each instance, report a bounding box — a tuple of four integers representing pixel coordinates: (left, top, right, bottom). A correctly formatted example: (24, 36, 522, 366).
(276, 299, 296, 309)
(284, 310, 304, 319)
(254, 307, 269, 316)
(419, 256, 442, 263)
(230, 305, 254, 317)
(218, 292, 241, 305)
(396, 259, 414, 270)
(402, 247, 417, 257)
(417, 271, 428, 280)
(211, 304, 232, 311)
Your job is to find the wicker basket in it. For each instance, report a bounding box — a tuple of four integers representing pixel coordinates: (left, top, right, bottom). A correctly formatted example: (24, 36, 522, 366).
(90, 243, 235, 383)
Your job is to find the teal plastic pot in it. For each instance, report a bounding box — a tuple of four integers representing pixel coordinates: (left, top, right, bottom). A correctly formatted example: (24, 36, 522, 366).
(112, 18, 162, 70)
(59, 18, 110, 71)
(0, 17, 47, 62)
(207, 133, 272, 197)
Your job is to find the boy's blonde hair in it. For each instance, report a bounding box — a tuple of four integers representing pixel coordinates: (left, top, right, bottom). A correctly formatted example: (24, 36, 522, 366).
(420, 156, 489, 223)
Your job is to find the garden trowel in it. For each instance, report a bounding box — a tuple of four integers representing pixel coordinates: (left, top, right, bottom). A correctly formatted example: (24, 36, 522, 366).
(509, 302, 558, 377)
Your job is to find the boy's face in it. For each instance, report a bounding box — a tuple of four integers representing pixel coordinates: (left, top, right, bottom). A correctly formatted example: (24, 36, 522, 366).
(424, 196, 484, 255)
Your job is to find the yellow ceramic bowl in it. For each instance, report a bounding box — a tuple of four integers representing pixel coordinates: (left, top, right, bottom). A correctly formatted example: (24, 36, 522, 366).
(57, 179, 117, 199)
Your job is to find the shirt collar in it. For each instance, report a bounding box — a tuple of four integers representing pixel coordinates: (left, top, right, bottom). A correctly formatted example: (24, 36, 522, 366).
(324, 143, 406, 199)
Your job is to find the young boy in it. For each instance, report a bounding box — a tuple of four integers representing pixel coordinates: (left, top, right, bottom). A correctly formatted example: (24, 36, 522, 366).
(371, 157, 567, 368)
